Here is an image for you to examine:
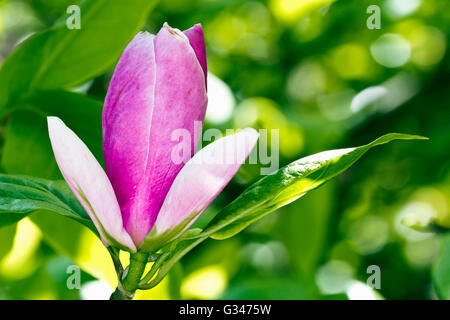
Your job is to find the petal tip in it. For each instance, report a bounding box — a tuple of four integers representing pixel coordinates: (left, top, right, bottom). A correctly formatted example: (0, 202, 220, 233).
(191, 23, 204, 34)
(130, 30, 154, 47)
(47, 116, 66, 138)
(47, 116, 62, 126)
(162, 22, 186, 40)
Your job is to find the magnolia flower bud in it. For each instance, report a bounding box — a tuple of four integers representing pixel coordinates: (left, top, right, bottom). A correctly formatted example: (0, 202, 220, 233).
(103, 23, 208, 246)
(48, 23, 258, 252)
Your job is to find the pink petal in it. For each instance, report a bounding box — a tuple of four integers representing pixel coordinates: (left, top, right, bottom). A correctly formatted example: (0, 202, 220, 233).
(48, 117, 136, 252)
(102, 24, 207, 246)
(183, 23, 207, 86)
(140, 128, 259, 251)
(102, 32, 156, 245)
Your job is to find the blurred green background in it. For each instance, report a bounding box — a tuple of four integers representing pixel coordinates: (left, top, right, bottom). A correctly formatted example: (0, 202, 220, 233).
(0, 0, 449, 300)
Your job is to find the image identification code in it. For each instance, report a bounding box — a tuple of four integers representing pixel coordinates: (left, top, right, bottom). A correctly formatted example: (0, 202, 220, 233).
(179, 304, 272, 317)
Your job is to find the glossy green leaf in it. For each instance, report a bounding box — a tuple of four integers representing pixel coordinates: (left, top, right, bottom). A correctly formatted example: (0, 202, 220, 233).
(200, 133, 427, 240)
(0, 174, 94, 231)
(0, 0, 157, 112)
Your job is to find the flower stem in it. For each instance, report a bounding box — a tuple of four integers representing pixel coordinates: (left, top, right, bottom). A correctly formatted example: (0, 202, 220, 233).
(110, 251, 149, 300)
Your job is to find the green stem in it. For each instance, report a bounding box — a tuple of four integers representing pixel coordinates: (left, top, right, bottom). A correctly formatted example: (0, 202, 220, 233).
(110, 251, 149, 300)
(139, 251, 170, 287)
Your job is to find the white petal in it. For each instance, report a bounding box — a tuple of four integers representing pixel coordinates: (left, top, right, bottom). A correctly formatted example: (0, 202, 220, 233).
(48, 117, 136, 252)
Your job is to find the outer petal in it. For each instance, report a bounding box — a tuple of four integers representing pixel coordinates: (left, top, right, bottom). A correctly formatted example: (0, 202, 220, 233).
(103, 24, 208, 246)
(140, 128, 259, 252)
(102, 32, 156, 245)
(48, 117, 136, 252)
(183, 23, 207, 85)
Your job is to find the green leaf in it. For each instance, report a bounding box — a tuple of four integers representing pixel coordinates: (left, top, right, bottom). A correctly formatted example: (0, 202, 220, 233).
(200, 133, 427, 240)
(0, 0, 157, 112)
(0, 174, 94, 231)
(24, 90, 103, 162)
(433, 234, 450, 299)
(1, 91, 103, 180)
(2, 109, 60, 179)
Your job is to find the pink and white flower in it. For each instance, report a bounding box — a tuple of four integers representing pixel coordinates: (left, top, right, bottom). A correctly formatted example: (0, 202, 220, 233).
(48, 23, 258, 252)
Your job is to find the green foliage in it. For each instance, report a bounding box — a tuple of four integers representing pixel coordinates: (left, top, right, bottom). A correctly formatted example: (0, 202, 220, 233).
(0, 174, 94, 230)
(24, 90, 103, 161)
(1, 91, 104, 181)
(0, 0, 448, 300)
(2, 109, 60, 179)
(0, 0, 157, 112)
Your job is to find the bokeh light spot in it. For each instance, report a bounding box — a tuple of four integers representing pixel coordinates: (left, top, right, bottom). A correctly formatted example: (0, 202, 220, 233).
(410, 26, 446, 68)
(384, 0, 422, 18)
(80, 280, 113, 300)
(205, 72, 235, 124)
(329, 43, 372, 80)
(348, 215, 389, 255)
(346, 281, 381, 300)
(316, 260, 354, 295)
(270, 0, 336, 23)
(287, 60, 327, 102)
(0, 218, 41, 280)
(181, 265, 228, 299)
(371, 34, 411, 68)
